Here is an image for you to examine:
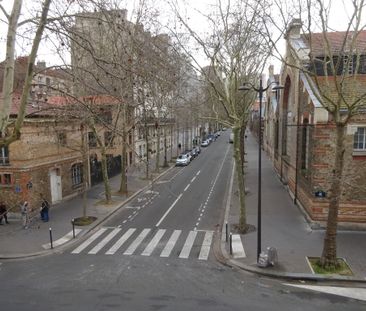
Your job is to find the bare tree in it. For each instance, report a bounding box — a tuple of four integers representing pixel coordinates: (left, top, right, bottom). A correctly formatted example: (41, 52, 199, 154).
(262, 0, 366, 268)
(169, 0, 271, 232)
(0, 0, 52, 147)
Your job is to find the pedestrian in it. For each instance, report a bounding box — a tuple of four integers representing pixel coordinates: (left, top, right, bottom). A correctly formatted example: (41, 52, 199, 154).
(21, 201, 29, 229)
(0, 201, 9, 224)
(40, 194, 50, 222)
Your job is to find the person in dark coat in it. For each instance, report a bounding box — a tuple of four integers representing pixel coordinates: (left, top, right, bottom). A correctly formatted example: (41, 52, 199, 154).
(0, 202, 9, 224)
(40, 194, 50, 222)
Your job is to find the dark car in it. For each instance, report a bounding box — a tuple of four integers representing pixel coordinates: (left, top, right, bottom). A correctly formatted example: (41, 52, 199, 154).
(193, 146, 201, 155)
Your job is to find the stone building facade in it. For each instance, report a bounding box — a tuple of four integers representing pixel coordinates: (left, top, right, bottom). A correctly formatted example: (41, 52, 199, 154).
(264, 20, 366, 227)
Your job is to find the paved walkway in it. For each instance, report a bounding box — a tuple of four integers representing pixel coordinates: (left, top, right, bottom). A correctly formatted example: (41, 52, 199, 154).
(222, 133, 366, 281)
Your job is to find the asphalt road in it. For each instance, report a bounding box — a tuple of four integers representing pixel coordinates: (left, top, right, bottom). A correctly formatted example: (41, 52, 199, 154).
(0, 131, 364, 310)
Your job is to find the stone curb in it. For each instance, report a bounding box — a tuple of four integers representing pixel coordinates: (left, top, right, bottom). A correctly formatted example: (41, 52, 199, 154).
(218, 158, 366, 284)
(0, 165, 176, 260)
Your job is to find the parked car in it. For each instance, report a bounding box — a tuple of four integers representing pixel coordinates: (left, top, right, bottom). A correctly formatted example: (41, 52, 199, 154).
(229, 133, 234, 143)
(175, 154, 190, 166)
(207, 134, 216, 142)
(190, 148, 198, 158)
(193, 146, 201, 155)
(201, 140, 209, 147)
(184, 150, 194, 160)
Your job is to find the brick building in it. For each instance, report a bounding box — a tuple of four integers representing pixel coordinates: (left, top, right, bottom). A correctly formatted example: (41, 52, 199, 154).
(0, 95, 82, 211)
(264, 20, 366, 227)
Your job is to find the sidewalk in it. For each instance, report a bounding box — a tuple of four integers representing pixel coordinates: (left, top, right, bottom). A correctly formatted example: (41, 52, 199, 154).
(222, 133, 366, 281)
(0, 154, 176, 259)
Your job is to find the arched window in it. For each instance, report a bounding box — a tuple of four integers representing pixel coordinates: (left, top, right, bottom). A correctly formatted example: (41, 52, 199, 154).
(71, 163, 83, 186)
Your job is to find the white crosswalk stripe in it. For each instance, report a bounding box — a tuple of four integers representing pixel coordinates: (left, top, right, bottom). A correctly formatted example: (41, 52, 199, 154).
(198, 231, 214, 260)
(71, 228, 107, 254)
(105, 228, 136, 255)
(88, 228, 121, 254)
(179, 231, 197, 259)
(124, 228, 151, 255)
(160, 230, 181, 258)
(71, 227, 215, 261)
(141, 229, 166, 256)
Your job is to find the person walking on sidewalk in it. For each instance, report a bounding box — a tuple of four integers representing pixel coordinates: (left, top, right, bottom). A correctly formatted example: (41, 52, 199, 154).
(40, 194, 50, 222)
(0, 201, 9, 224)
(21, 201, 29, 229)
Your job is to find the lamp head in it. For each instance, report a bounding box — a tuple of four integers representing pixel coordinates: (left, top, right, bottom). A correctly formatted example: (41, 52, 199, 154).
(238, 85, 251, 91)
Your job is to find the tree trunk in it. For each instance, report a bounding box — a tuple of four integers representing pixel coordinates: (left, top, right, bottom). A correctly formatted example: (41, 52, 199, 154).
(320, 123, 345, 268)
(100, 146, 112, 203)
(0, 0, 22, 134)
(1, 0, 51, 147)
(119, 126, 128, 194)
(163, 126, 169, 167)
(233, 126, 247, 232)
(155, 124, 160, 173)
(81, 126, 88, 217)
(145, 122, 150, 179)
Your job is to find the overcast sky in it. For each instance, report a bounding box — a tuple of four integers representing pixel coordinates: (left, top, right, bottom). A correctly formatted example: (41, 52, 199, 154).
(0, 0, 365, 72)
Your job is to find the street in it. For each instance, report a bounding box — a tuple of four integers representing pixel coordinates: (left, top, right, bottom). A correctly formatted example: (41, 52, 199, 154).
(0, 132, 365, 310)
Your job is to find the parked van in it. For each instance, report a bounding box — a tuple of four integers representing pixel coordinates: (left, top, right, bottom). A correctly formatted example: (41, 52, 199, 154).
(229, 133, 234, 143)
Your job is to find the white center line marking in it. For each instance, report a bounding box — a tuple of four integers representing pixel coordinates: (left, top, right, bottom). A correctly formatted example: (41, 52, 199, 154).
(156, 194, 183, 227)
(191, 176, 196, 183)
(184, 184, 190, 192)
(196, 170, 201, 176)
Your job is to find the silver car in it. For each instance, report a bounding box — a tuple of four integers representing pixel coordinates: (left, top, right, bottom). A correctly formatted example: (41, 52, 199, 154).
(176, 154, 190, 166)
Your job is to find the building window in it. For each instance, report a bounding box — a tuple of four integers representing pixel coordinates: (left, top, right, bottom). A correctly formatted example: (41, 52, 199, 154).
(343, 55, 354, 75)
(58, 132, 67, 146)
(98, 108, 112, 124)
(301, 119, 309, 170)
(104, 131, 113, 147)
(0, 173, 11, 185)
(0, 146, 9, 165)
(353, 127, 366, 150)
(88, 132, 97, 148)
(128, 131, 133, 145)
(71, 164, 83, 186)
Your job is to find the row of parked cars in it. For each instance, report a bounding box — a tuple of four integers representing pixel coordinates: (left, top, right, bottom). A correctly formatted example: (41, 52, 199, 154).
(175, 132, 221, 166)
(175, 146, 201, 166)
(201, 131, 221, 147)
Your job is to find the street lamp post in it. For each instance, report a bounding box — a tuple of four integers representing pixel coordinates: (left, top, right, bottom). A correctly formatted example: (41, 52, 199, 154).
(239, 78, 283, 262)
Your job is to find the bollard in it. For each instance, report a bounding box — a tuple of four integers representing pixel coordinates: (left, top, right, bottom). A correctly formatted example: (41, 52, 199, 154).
(225, 222, 228, 242)
(229, 233, 233, 255)
(49, 227, 53, 249)
(72, 219, 76, 238)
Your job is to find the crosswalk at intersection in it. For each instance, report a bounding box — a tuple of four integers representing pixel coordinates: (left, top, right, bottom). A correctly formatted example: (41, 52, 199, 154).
(71, 227, 215, 261)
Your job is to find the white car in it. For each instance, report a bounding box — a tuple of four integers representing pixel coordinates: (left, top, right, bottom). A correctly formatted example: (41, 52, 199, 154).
(176, 154, 190, 166)
(201, 140, 209, 147)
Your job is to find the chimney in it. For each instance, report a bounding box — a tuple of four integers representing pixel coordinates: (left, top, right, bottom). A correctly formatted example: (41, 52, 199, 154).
(37, 61, 46, 70)
(268, 64, 274, 78)
(285, 18, 302, 39)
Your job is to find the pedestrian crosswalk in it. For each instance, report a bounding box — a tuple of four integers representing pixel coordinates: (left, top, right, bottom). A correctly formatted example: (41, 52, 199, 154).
(71, 227, 215, 261)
